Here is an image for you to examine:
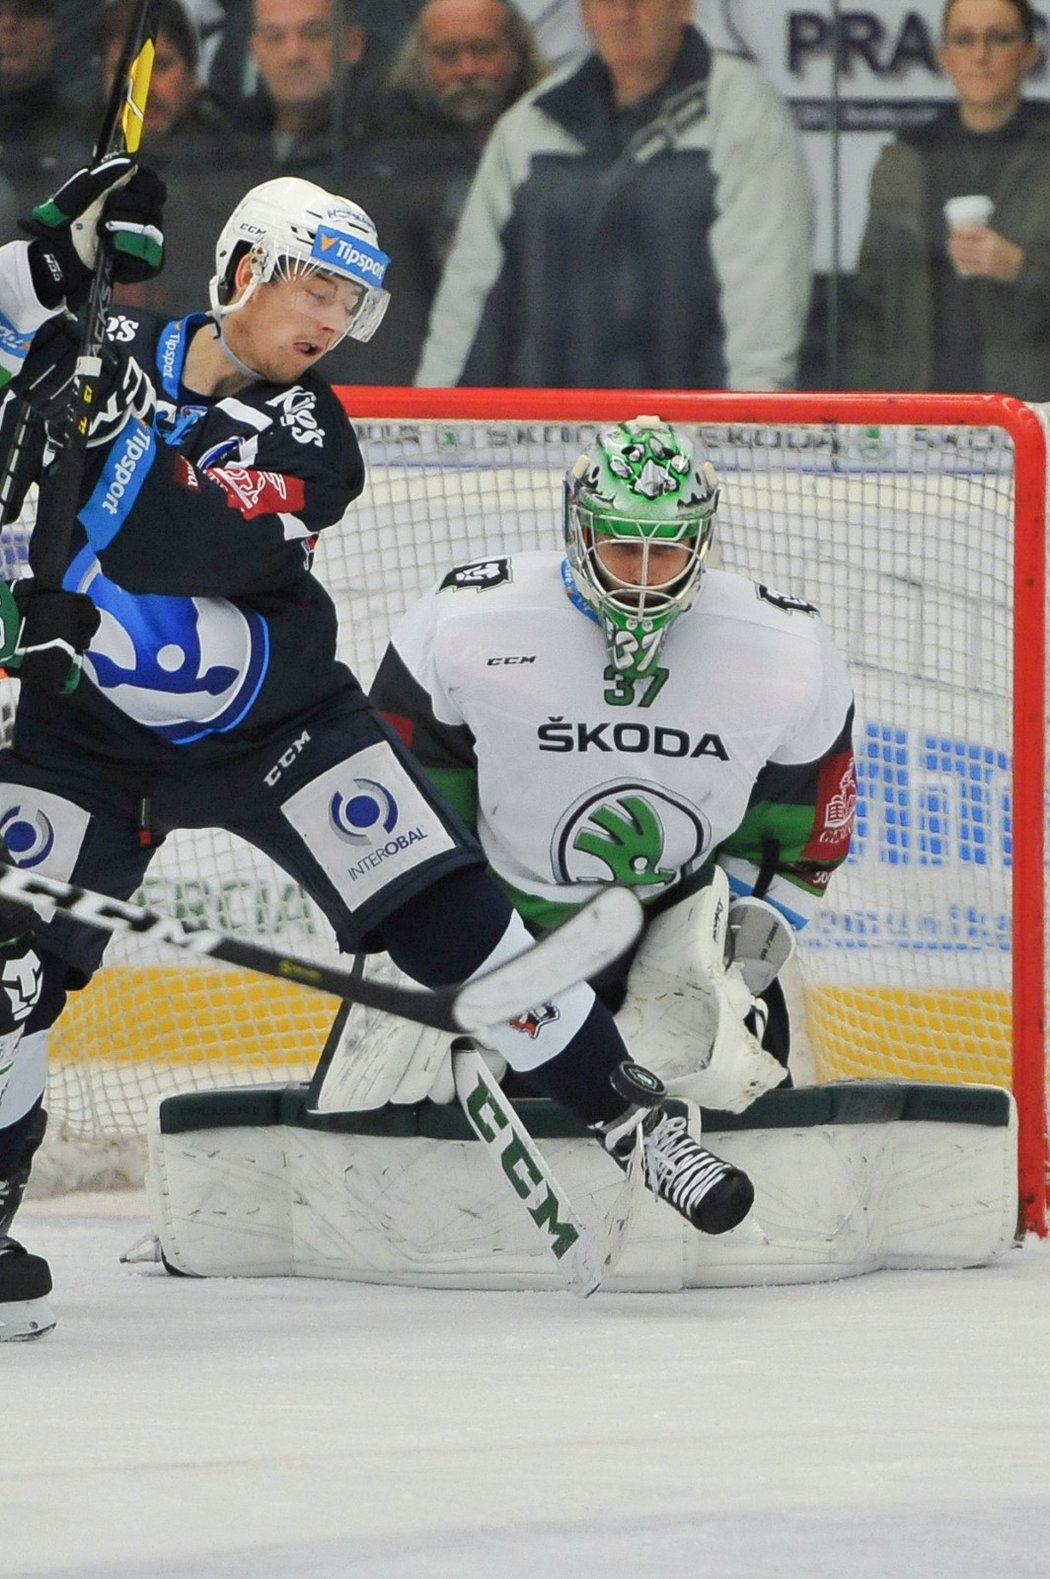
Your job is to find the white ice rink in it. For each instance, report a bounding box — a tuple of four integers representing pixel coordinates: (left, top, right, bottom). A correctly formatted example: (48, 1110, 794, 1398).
(7, 1191, 1050, 1579)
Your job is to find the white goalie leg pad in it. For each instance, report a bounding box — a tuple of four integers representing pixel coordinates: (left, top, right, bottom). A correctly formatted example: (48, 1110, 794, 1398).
(319, 988, 456, 1111)
(614, 868, 787, 1114)
(311, 923, 540, 1112)
(314, 984, 510, 1112)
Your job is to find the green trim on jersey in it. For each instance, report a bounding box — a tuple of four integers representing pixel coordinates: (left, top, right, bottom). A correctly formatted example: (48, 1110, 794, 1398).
(428, 765, 479, 833)
(494, 877, 592, 934)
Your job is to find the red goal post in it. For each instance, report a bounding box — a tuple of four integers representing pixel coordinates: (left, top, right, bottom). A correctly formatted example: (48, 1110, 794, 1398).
(334, 387, 1048, 1234)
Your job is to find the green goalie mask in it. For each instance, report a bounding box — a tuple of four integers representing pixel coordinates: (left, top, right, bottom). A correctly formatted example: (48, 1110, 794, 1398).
(564, 416, 720, 678)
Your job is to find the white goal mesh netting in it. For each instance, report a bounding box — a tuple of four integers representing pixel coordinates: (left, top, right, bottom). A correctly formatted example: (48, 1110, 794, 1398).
(3, 404, 1044, 1206)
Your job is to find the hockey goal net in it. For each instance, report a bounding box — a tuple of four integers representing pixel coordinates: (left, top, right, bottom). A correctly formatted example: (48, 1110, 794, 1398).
(6, 389, 1048, 1232)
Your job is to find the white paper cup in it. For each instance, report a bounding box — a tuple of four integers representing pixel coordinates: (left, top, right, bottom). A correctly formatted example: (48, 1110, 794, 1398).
(943, 194, 994, 230)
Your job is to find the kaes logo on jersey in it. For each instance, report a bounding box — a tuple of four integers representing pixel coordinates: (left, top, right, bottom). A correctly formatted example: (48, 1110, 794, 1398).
(538, 719, 729, 759)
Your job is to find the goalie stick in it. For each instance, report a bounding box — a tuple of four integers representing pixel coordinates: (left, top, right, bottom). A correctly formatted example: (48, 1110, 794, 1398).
(452, 1046, 646, 1298)
(0, 865, 643, 1034)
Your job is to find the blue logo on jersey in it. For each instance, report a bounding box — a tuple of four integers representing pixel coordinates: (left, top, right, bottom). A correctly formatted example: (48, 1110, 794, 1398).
(66, 549, 270, 745)
(329, 779, 399, 845)
(78, 420, 156, 551)
(0, 310, 32, 357)
(0, 806, 56, 867)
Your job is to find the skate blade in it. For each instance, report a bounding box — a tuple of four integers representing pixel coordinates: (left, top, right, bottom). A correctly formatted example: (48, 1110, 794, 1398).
(0, 1295, 57, 1341)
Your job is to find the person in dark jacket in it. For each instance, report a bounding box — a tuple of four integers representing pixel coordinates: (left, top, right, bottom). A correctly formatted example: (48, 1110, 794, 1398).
(97, 0, 259, 319)
(0, 0, 91, 201)
(241, 0, 390, 178)
(416, 0, 813, 390)
(846, 0, 1050, 400)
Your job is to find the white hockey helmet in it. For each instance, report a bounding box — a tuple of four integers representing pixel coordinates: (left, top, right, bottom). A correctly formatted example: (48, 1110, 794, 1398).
(209, 176, 391, 343)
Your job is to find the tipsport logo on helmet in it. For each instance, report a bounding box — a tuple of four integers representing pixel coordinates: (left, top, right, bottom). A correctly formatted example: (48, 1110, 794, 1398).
(311, 225, 389, 287)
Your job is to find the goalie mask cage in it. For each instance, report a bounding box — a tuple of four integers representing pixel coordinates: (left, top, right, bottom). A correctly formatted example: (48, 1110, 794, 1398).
(5, 389, 1047, 1233)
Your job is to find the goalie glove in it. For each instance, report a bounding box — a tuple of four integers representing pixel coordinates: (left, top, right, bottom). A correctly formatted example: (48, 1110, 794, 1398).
(22, 156, 166, 310)
(727, 894, 797, 996)
(614, 866, 788, 1114)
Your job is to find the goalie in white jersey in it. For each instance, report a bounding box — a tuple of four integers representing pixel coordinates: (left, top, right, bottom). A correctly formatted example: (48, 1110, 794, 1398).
(367, 416, 857, 1113)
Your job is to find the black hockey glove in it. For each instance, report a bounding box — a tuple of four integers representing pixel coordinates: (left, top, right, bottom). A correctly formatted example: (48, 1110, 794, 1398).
(82, 351, 156, 449)
(21, 156, 166, 310)
(11, 315, 156, 449)
(10, 578, 100, 695)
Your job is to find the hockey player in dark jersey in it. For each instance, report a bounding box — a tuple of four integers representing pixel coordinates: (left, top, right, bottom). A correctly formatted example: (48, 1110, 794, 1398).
(362, 417, 856, 1116)
(0, 168, 755, 1339)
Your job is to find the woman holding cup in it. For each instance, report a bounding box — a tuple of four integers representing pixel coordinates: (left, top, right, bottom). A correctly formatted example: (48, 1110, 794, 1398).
(846, 0, 1050, 398)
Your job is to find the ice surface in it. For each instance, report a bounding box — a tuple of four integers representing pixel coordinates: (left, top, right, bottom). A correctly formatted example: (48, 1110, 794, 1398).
(7, 1191, 1050, 1579)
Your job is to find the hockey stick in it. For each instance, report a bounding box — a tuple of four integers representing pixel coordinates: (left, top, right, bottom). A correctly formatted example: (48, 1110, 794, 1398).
(452, 1047, 646, 1297)
(0, 865, 643, 1034)
(0, 0, 158, 554)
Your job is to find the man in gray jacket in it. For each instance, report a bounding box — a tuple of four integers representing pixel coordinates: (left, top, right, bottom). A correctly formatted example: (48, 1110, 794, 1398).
(415, 0, 813, 389)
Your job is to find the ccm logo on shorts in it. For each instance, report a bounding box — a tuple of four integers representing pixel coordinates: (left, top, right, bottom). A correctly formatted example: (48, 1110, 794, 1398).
(280, 742, 455, 909)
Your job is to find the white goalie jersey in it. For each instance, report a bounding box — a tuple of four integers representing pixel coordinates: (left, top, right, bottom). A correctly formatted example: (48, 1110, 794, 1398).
(370, 551, 856, 931)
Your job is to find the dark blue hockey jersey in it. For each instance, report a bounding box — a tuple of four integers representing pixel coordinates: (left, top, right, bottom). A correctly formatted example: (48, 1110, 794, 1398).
(17, 309, 367, 764)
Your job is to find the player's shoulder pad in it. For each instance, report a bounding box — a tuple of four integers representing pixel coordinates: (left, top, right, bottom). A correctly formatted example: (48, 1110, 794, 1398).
(439, 555, 513, 592)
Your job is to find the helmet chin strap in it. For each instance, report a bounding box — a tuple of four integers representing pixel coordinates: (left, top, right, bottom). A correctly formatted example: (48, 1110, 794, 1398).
(205, 312, 266, 384)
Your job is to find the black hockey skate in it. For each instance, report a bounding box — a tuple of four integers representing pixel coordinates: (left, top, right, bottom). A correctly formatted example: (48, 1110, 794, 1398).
(0, 1236, 55, 1340)
(595, 1063, 754, 1235)
(0, 1101, 55, 1339)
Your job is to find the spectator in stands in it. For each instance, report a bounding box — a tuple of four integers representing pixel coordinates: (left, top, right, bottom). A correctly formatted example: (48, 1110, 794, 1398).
(415, 0, 813, 389)
(97, 0, 253, 318)
(512, 0, 587, 70)
(0, 0, 90, 199)
(240, 0, 389, 178)
(180, 0, 227, 79)
(213, 0, 584, 96)
(386, 0, 545, 150)
(98, 0, 232, 157)
(375, 0, 545, 274)
(845, 0, 1050, 400)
